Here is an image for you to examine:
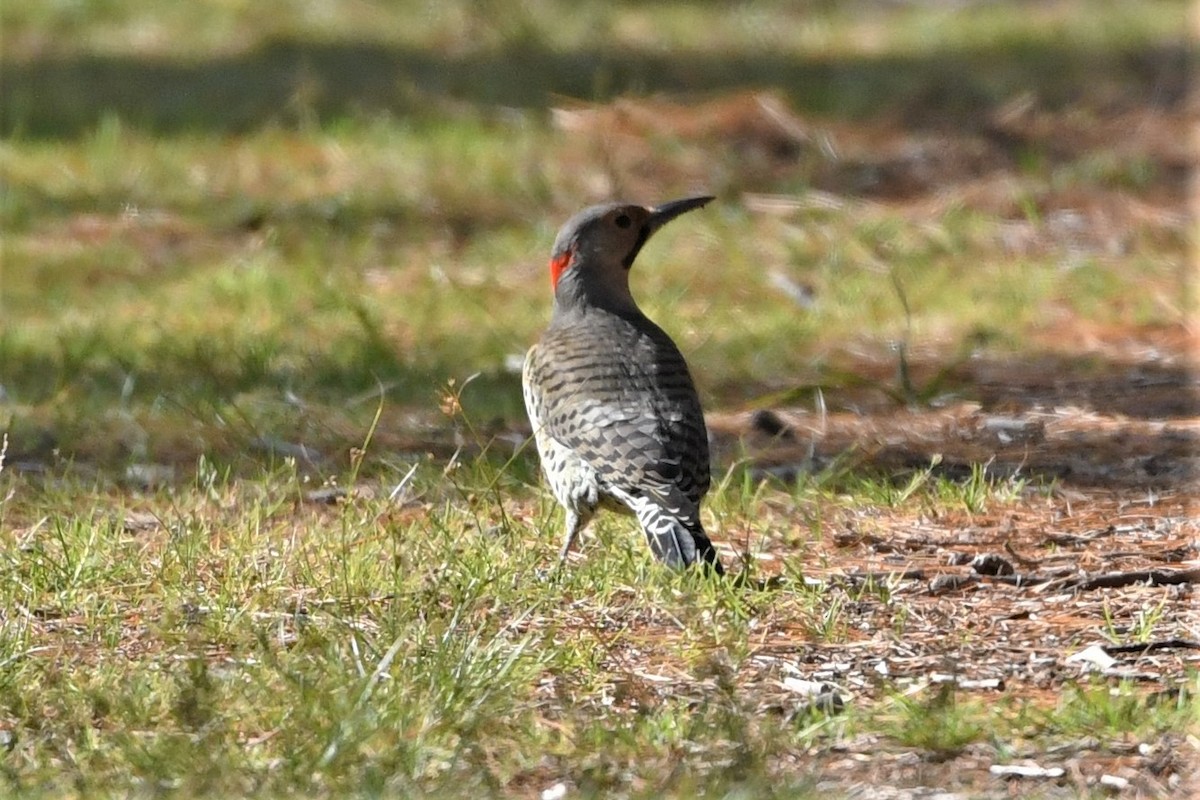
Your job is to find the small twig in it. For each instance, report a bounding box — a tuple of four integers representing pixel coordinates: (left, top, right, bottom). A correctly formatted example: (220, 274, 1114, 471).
(1043, 528, 1117, 546)
(1099, 549, 1194, 563)
(981, 573, 1057, 587)
(1003, 539, 1043, 568)
(831, 569, 927, 586)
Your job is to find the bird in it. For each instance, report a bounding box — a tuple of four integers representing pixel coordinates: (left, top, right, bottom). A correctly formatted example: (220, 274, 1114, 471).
(522, 195, 724, 575)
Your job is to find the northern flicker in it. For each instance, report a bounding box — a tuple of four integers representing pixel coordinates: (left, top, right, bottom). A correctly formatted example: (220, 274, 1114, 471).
(522, 196, 724, 575)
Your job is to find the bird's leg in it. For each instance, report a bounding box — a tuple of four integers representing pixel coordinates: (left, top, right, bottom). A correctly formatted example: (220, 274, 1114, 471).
(556, 509, 585, 570)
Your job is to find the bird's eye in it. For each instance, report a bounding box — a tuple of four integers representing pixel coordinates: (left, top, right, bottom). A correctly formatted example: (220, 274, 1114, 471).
(614, 213, 632, 229)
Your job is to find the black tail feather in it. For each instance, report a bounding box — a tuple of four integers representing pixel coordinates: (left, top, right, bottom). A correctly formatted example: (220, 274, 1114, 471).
(631, 498, 725, 576)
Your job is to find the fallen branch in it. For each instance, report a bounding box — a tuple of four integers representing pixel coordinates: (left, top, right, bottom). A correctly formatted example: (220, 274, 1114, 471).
(1102, 639, 1200, 656)
(928, 566, 1199, 594)
(1048, 567, 1200, 592)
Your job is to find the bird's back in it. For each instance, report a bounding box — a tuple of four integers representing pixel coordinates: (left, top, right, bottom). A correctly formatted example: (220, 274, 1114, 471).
(524, 306, 710, 505)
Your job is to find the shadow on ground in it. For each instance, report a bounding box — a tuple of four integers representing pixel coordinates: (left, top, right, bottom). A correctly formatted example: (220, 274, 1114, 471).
(4, 344, 1196, 490)
(2, 37, 1188, 138)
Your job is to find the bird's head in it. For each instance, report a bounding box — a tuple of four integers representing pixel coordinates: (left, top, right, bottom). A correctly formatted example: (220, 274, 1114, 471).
(548, 195, 714, 311)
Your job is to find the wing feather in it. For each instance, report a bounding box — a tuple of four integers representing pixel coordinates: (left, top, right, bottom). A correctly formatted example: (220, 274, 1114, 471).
(525, 310, 710, 502)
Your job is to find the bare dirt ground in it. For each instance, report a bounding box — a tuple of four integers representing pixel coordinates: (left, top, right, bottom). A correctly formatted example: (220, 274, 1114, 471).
(518, 480, 1197, 796)
(746, 492, 1195, 796)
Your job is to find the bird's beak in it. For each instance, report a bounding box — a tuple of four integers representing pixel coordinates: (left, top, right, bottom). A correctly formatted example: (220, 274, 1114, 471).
(645, 195, 715, 235)
(624, 195, 714, 268)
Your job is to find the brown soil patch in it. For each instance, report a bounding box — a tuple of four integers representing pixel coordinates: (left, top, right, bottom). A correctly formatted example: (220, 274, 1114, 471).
(531, 484, 1199, 797)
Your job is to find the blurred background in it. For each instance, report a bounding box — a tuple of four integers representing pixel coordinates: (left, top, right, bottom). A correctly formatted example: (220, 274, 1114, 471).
(1, 0, 1192, 484)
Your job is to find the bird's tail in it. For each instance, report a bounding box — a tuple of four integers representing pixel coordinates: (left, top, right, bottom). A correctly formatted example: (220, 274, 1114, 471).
(629, 496, 724, 576)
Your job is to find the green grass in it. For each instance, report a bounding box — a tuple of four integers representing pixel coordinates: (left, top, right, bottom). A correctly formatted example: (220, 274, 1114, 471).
(1, 449, 1194, 797)
(0, 0, 1195, 796)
